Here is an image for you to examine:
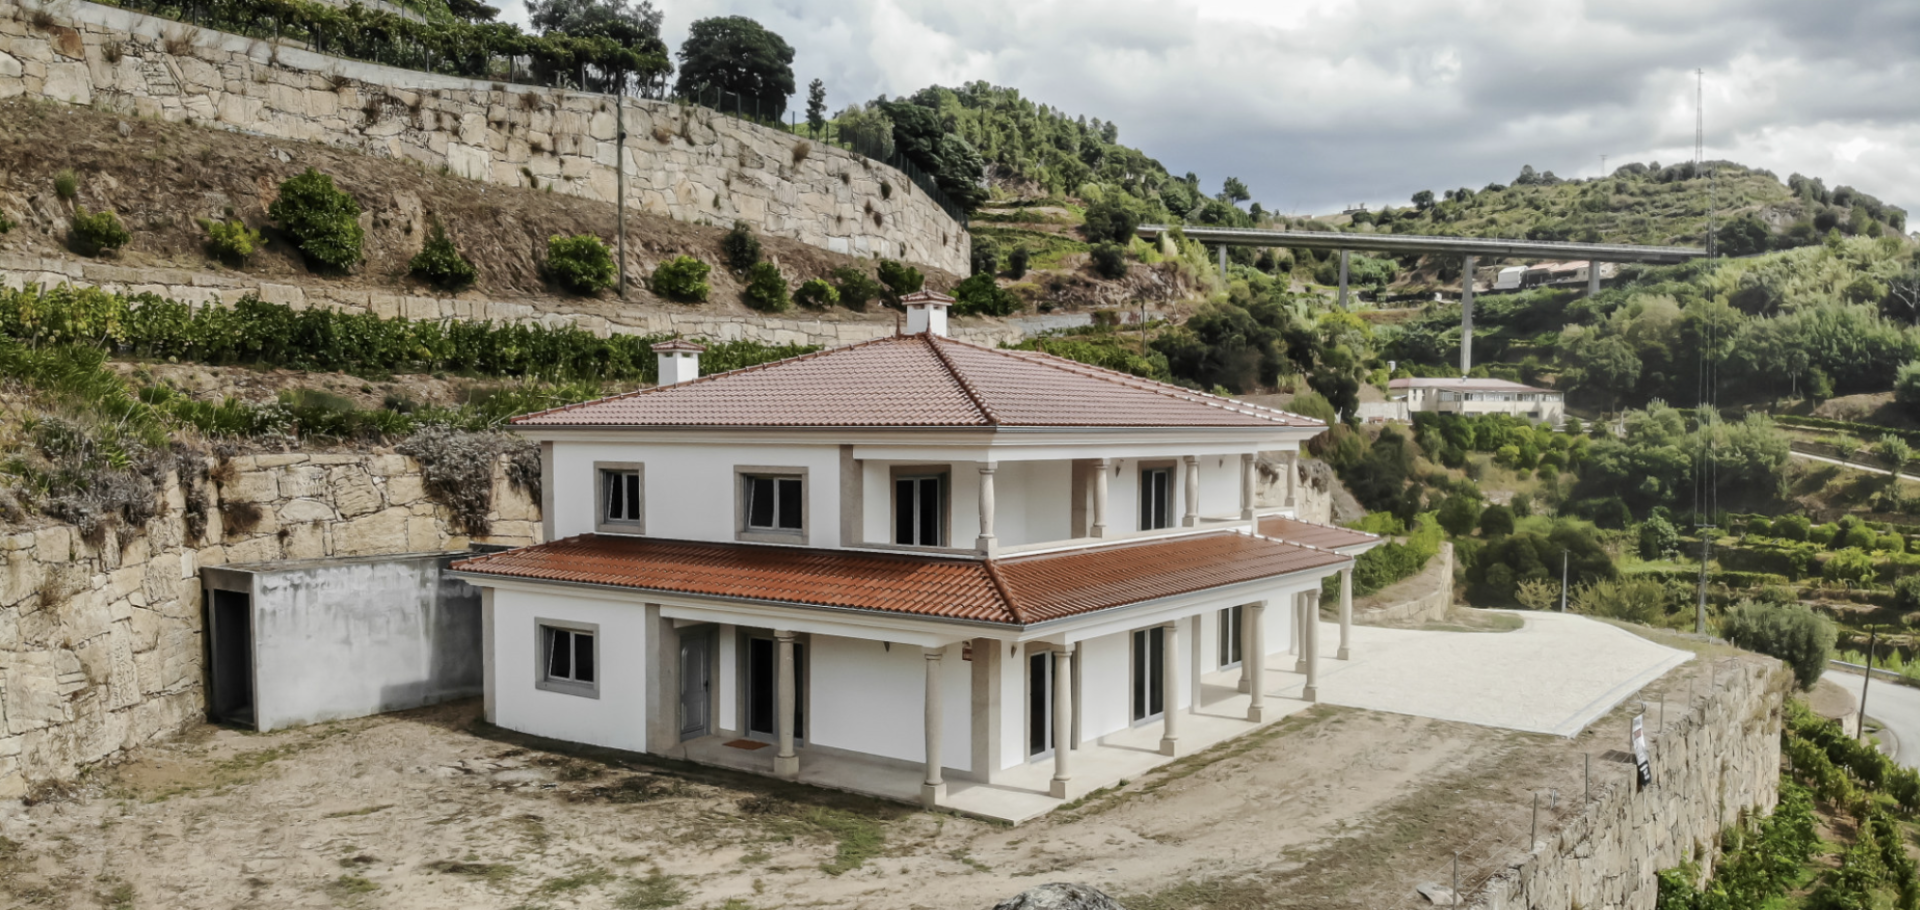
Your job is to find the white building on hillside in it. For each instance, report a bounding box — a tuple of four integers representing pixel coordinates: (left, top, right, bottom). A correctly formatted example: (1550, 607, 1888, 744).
(1389, 377, 1566, 424)
(453, 292, 1379, 821)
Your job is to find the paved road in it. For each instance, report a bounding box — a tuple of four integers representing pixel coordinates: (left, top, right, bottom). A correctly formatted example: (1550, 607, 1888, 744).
(1834, 668, 1920, 769)
(1790, 450, 1920, 483)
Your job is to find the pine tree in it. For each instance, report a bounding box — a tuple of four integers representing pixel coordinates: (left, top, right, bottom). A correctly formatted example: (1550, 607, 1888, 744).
(806, 78, 827, 136)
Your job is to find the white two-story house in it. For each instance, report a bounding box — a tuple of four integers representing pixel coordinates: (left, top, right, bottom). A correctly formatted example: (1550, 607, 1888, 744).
(453, 292, 1379, 822)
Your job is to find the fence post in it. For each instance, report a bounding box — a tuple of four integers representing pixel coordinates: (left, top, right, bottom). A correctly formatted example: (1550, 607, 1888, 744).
(1453, 851, 1460, 907)
(1584, 753, 1590, 803)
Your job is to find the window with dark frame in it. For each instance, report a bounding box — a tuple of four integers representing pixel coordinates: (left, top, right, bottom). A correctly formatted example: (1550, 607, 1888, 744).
(542, 625, 596, 690)
(1140, 466, 1173, 530)
(1218, 605, 1243, 668)
(1131, 627, 1165, 722)
(894, 474, 945, 546)
(745, 475, 804, 532)
(601, 469, 642, 525)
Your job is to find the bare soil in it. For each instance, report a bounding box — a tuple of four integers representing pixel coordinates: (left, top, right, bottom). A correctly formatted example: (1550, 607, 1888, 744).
(0, 98, 957, 310)
(0, 652, 1749, 910)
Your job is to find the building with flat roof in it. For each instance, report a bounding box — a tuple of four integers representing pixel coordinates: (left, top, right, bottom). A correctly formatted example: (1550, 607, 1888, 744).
(1388, 377, 1565, 425)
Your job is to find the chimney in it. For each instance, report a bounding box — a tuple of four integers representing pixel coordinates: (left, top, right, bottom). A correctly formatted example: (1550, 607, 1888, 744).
(900, 289, 954, 337)
(652, 339, 707, 385)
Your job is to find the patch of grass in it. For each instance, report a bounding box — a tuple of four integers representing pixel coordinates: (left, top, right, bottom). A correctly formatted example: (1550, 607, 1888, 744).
(538, 868, 612, 894)
(323, 804, 393, 819)
(100, 878, 135, 910)
(326, 874, 379, 899)
(614, 870, 688, 909)
(970, 226, 1087, 271)
(737, 850, 771, 865)
(806, 807, 885, 876)
(429, 860, 516, 884)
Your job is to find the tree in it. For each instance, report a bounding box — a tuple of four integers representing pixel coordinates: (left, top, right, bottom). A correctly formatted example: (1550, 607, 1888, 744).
(1715, 214, 1773, 257)
(952, 273, 1021, 317)
(1898, 361, 1920, 418)
(1719, 600, 1834, 689)
(1576, 335, 1642, 409)
(673, 16, 795, 120)
(1437, 494, 1483, 536)
(526, 0, 671, 94)
(1221, 177, 1250, 204)
(1006, 246, 1030, 280)
(1089, 242, 1127, 279)
(1411, 189, 1435, 211)
(805, 78, 827, 135)
(1083, 196, 1144, 245)
(970, 236, 1000, 277)
(1637, 515, 1679, 560)
(1885, 263, 1920, 326)
(1478, 503, 1515, 537)
(876, 99, 989, 212)
(835, 104, 895, 158)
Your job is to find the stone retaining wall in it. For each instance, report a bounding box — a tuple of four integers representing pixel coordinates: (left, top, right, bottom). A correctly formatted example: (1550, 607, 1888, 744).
(0, 0, 968, 275)
(0, 251, 1025, 349)
(1471, 658, 1789, 910)
(1354, 542, 1454, 625)
(0, 449, 537, 797)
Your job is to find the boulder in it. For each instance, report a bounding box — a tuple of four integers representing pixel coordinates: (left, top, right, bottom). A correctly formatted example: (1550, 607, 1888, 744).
(992, 883, 1125, 910)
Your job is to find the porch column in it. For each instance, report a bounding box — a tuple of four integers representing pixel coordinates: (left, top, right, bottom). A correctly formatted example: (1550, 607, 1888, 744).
(1293, 592, 1308, 673)
(1303, 590, 1322, 703)
(1182, 455, 1200, 527)
(1160, 621, 1181, 756)
(1245, 601, 1267, 723)
(1091, 459, 1111, 538)
(774, 630, 799, 779)
(921, 646, 946, 808)
(1284, 451, 1298, 508)
(1237, 603, 1253, 694)
(1050, 648, 1074, 799)
(1239, 453, 1256, 522)
(976, 463, 997, 554)
(1337, 566, 1354, 661)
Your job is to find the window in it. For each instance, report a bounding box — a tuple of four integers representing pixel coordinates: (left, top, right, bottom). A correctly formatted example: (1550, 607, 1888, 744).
(597, 465, 644, 532)
(1139, 466, 1172, 530)
(1131, 627, 1165, 723)
(537, 621, 598, 698)
(894, 474, 946, 546)
(738, 469, 806, 541)
(1218, 605, 1243, 669)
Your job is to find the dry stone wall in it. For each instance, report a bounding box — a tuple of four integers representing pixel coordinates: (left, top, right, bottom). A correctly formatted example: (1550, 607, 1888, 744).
(1470, 658, 1789, 910)
(0, 449, 537, 797)
(0, 251, 1025, 349)
(0, 0, 969, 275)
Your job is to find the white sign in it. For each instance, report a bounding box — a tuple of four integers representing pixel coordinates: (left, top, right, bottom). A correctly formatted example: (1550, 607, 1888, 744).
(1631, 715, 1652, 789)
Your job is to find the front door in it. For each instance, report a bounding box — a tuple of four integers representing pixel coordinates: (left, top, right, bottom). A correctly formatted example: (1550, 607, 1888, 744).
(1028, 650, 1054, 759)
(1131, 627, 1165, 724)
(744, 636, 804, 743)
(679, 630, 711, 740)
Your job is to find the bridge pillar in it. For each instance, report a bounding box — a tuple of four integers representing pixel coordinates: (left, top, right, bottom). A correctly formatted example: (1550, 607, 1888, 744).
(1460, 254, 1477, 375)
(1337, 249, 1350, 309)
(1218, 244, 1227, 284)
(1588, 261, 1603, 297)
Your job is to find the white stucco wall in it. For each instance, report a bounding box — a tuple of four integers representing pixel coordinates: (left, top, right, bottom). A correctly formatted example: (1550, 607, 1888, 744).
(999, 641, 1029, 772)
(1078, 632, 1133, 742)
(488, 587, 650, 753)
(550, 442, 842, 546)
(808, 638, 970, 771)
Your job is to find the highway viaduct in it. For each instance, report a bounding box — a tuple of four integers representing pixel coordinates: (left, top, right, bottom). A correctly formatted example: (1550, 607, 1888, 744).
(1135, 225, 1707, 374)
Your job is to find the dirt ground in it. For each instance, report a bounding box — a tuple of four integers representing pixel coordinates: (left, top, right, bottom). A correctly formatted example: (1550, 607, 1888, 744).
(0, 651, 1761, 910)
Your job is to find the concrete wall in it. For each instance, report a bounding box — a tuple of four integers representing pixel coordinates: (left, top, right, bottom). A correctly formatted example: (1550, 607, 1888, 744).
(0, 254, 1025, 351)
(214, 552, 482, 731)
(0, 0, 969, 274)
(0, 449, 538, 796)
(1469, 659, 1789, 910)
(808, 637, 969, 772)
(1354, 542, 1455, 626)
(485, 585, 648, 753)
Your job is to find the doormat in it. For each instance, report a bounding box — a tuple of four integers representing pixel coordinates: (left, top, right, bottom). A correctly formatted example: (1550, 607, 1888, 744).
(723, 739, 770, 751)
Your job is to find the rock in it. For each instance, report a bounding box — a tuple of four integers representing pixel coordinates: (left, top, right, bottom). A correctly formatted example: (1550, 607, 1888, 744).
(992, 884, 1126, 910)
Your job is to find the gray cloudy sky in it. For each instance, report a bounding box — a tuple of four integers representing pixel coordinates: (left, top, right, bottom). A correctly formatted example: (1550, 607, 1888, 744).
(504, 0, 1920, 219)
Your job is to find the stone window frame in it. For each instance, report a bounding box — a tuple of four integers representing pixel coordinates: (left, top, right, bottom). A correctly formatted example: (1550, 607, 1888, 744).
(535, 617, 600, 699)
(735, 466, 809, 544)
(594, 461, 646, 535)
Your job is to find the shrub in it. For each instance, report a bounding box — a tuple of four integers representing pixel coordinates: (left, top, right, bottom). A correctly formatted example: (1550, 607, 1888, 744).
(741, 262, 789, 313)
(69, 207, 130, 256)
(1823, 548, 1876, 585)
(793, 278, 838, 309)
(0, 211, 14, 234)
(1719, 599, 1835, 688)
(1436, 494, 1482, 537)
(545, 234, 617, 295)
(1896, 575, 1920, 612)
(1477, 503, 1514, 537)
(407, 220, 477, 291)
(952, 272, 1020, 317)
(970, 236, 1000, 276)
(651, 255, 711, 303)
(831, 266, 882, 311)
(201, 218, 263, 266)
(1570, 577, 1673, 624)
(721, 220, 762, 271)
(1638, 515, 1679, 560)
(1774, 514, 1812, 541)
(54, 169, 78, 201)
(1089, 241, 1127, 279)
(1897, 361, 1920, 418)
(1007, 245, 1030, 280)
(1745, 516, 1774, 537)
(268, 168, 364, 272)
(1808, 523, 1838, 547)
(1083, 196, 1144, 244)
(876, 259, 923, 307)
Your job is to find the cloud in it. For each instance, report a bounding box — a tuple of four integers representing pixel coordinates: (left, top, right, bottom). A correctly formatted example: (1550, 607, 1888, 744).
(499, 0, 1920, 218)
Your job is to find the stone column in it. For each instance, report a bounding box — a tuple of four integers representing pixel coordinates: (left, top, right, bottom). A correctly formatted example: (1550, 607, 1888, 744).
(1091, 459, 1111, 538)
(1182, 455, 1200, 527)
(976, 463, 997, 554)
(1284, 451, 1298, 509)
(1050, 648, 1074, 799)
(1294, 593, 1308, 673)
(1460, 254, 1478, 376)
(1160, 621, 1181, 756)
(1239, 453, 1256, 522)
(1588, 260, 1603, 298)
(774, 630, 799, 779)
(1337, 566, 1354, 661)
(1246, 602, 1267, 723)
(921, 646, 946, 808)
(1303, 590, 1322, 703)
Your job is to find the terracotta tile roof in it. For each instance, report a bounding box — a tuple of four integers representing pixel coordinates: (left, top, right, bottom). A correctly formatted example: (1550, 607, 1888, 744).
(451, 532, 1349, 626)
(512, 334, 1322, 429)
(1257, 516, 1382, 552)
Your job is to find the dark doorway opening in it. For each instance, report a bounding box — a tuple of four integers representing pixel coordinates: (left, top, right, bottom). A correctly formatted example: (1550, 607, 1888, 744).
(744, 636, 804, 742)
(209, 589, 255, 727)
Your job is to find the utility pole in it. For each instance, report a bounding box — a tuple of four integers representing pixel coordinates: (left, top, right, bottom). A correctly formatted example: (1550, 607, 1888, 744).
(1860, 625, 1878, 743)
(1695, 529, 1711, 634)
(615, 87, 627, 299)
(1599, 154, 1609, 179)
(1559, 550, 1570, 612)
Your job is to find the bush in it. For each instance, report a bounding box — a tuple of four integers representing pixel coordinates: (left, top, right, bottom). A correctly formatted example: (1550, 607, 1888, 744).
(1570, 576, 1673, 624)
(1774, 514, 1812, 541)
(201, 218, 263, 266)
(69, 208, 130, 257)
(1745, 516, 1773, 537)
(970, 236, 1000, 276)
(268, 168, 364, 272)
(545, 234, 617, 295)
(793, 278, 838, 309)
(54, 169, 78, 201)
(1638, 515, 1679, 560)
(1007, 245, 1030, 280)
(1824, 548, 1876, 585)
(1089, 241, 1128, 279)
(1896, 575, 1920, 612)
(1478, 503, 1515, 537)
(1720, 599, 1835, 688)
(650, 255, 711, 303)
(741, 262, 789, 313)
(952, 272, 1020, 317)
(1436, 494, 1482, 537)
(1897, 361, 1920, 418)
(407, 220, 477, 291)
(722, 220, 761, 271)
(0, 211, 12, 234)
(831, 266, 883, 311)
(1809, 523, 1838, 547)
(1083, 196, 1144, 244)
(876, 259, 923, 307)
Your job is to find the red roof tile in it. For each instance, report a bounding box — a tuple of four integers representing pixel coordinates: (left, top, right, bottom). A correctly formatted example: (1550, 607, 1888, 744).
(451, 532, 1349, 626)
(512, 334, 1322, 429)
(1256, 516, 1382, 552)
